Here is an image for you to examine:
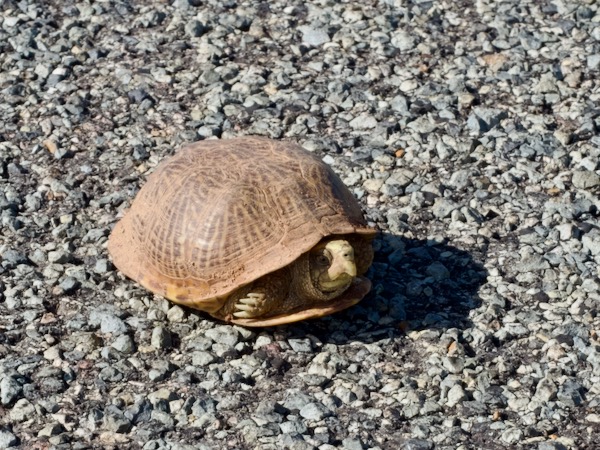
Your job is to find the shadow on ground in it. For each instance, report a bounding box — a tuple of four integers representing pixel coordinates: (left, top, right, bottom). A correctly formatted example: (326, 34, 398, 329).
(283, 232, 489, 344)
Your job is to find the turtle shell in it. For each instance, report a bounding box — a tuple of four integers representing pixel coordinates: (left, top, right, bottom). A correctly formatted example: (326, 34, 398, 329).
(108, 136, 375, 317)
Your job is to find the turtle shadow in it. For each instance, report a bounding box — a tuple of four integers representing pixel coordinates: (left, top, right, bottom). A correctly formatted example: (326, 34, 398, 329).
(284, 232, 488, 345)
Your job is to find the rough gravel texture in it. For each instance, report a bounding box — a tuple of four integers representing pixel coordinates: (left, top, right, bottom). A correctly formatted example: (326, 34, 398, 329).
(1, 1, 599, 449)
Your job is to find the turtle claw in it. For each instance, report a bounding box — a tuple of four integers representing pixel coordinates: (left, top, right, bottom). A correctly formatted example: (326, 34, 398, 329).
(233, 292, 266, 318)
(235, 304, 255, 312)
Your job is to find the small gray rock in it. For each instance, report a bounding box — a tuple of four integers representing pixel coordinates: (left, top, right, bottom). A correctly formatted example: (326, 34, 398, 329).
(519, 32, 542, 50)
(446, 384, 467, 407)
(538, 441, 568, 450)
(147, 388, 179, 405)
(9, 398, 35, 422)
(467, 107, 507, 134)
(53, 146, 72, 160)
(402, 439, 433, 450)
(173, 0, 201, 8)
(99, 366, 123, 382)
(58, 276, 80, 293)
(35, 64, 50, 79)
(383, 169, 416, 196)
(501, 427, 524, 444)
(37, 423, 63, 437)
(151, 326, 172, 349)
(334, 386, 357, 404)
(299, 26, 330, 46)
(185, 20, 206, 38)
(391, 30, 417, 51)
(282, 391, 313, 411)
(167, 305, 186, 322)
(351, 147, 373, 163)
(406, 115, 437, 133)
(288, 338, 312, 352)
(103, 406, 132, 433)
(94, 259, 110, 273)
(534, 377, 557, 402)
(448, 169, 472, 190)
(148, 360, 176, 382)
(191, 351, 217, 367)
(47, 250, 72, 264)
(0, 429, 19, 448)
(212, 342, 236, 358)
(349, 114, 378, 130)
(186, 336, 213, 351)
(582, 230, 600, 255)
(0, 377, 22, 406)
(390, 95, 409, 114)
(100, 314, 127, 334)
(587, 54, 600, 70)
(557, 379, 584, 407)
(555, 224, 576, 240)
(280, 420, 308, 435)
(516, 255, 551, 271)
(125, 399, 152, 425)
(47, 67, 69, 87)
(432, 198, 459, 219)
(111, 334, 136, 354)
(572, 170, 600, 189)
(299, 402, 332, 421)
(151, 410, 175, 428)
(442, 356, 464, 374)
(342, 437, 364, 450)
(1, 250, 28, 267)
(205, 326, 239, 347)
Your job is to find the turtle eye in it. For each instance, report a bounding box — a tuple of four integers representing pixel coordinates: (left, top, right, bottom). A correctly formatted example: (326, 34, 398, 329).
(315, 251, 331, 266)
(317, 255, 329, 265)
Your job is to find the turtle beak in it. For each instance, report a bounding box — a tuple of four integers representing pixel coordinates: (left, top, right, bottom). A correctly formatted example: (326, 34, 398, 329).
(326, 241, 357, 280)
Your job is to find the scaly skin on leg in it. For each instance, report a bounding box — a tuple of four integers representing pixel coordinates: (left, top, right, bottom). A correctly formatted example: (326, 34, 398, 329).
(219, 266, 292, 320)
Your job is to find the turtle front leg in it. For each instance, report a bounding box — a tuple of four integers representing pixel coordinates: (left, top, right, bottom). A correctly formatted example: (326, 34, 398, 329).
(233, 292, 267, 319)
(226, 266, 291, 320)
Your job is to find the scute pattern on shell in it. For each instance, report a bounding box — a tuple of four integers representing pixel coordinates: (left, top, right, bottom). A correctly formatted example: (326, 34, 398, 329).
(108, 137, 375, 310)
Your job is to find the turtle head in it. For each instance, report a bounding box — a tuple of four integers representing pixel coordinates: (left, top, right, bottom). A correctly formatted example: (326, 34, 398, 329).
(310, 239, 357, 293)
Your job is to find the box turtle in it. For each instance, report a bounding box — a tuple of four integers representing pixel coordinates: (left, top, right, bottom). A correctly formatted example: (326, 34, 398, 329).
(108, 136, 376, 326)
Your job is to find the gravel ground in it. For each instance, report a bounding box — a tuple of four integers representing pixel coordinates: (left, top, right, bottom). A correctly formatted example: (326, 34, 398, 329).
(1, 0, 599, 449)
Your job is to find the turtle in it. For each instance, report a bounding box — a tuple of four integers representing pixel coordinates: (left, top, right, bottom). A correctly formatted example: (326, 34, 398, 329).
(108, 136, 376, 326)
